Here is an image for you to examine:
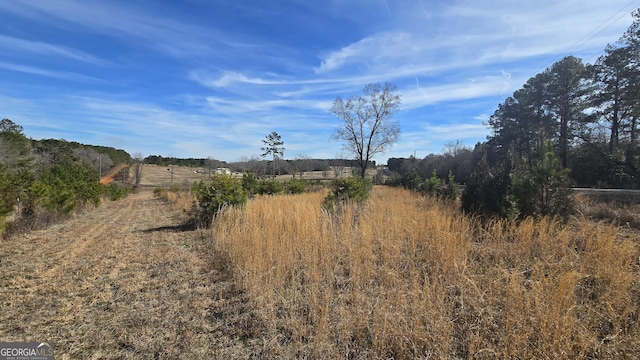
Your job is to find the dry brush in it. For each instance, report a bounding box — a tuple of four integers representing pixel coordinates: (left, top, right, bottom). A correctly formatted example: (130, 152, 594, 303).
(208, 186, 639, 358)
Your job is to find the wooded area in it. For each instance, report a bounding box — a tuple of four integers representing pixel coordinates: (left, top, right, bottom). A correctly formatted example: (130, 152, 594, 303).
(389, 10, 640, 192)
(0, 118, 131, 235)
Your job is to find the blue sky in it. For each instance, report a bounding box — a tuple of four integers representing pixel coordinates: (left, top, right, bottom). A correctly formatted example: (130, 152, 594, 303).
(0, 0, 638, 164)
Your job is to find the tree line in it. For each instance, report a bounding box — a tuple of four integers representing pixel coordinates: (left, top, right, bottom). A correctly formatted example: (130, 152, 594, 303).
(384, 10, 640, 219)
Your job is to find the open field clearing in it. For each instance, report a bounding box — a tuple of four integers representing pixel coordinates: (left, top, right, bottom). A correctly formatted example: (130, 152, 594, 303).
(2, 180, 640, 359)
(0, 191, 264, 359)
(212, 186, 640, 358)
(135, 164, 213, 188)
(134, 164, 361, 189)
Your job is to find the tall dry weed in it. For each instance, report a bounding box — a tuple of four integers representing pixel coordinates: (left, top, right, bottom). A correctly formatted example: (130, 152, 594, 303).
(162, 190, 194, 214)
(211, 187, 639, 359)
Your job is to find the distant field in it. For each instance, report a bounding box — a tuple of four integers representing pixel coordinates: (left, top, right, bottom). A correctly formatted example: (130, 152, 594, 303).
(134, 164, 363, 188)
(135, 164, 214, 188)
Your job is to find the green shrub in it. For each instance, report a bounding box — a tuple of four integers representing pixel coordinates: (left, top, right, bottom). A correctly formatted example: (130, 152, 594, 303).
(30, 161, 101, 215)
(323, 177, 372, 212)
(242, 170, 259, 196)
(510, 140, 574, 220)
(461, 157, 515, 219)
(422, 169, 441, 196)
(387, 168, 458, 202)
(103, 183, 127, 201)
(284, 178, 307, 194)
(436, 171, 459, 202)
(257, 178, 283, 195)
(194, 174, 247, 227)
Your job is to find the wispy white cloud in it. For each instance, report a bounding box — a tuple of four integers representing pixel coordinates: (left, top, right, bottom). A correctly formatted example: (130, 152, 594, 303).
(0, 61, 106, 83)
(315, 32, 417, 74)
(315, 0, 635, 81)
(0, 34, 105, 65)
(400, 73, 517, 109)
(0, 0, 235, 59)
(191, 71, 285, 88)
(0, 0, 636, 163)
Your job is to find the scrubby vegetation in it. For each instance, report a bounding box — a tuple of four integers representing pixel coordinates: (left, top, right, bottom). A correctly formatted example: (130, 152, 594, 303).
(210, 186, 639, 359)
(192, 174, 248, 227)
(0, 118, 132, 236)
(386, 168, 459, 202)
(322, 176, 372, 212)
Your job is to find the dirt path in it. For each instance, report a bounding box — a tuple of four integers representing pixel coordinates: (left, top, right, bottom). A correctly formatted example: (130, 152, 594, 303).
(0, 191, 263, 359)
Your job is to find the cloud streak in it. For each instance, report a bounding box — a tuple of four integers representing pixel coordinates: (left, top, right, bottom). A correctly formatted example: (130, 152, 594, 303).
(0, 0, 636, 162)
(0, 61, 106, 83)
(0, 34, 105, 65)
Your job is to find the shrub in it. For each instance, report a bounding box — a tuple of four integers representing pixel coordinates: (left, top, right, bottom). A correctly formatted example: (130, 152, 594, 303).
(436, 171, 459, 202)
(387, 168, 458, 202)
(323, 177, 372, 212)
(510, 140, 574, 220)
(103, 183, 127, 201)
(420, 169, 438, 195)
(257, 178, 283, 195)
(27, 161, 102, 216)
(194, 174, 247, 227)
(242, 170, 259, 196)
(284, 178, 308, 194)
(461, 156, 515, 219)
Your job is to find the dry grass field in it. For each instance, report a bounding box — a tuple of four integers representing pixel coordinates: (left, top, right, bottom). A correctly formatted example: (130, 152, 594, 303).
(211, 186, 640, 358)
(2, 166, 639, 358)
(135, 164, 214, 188)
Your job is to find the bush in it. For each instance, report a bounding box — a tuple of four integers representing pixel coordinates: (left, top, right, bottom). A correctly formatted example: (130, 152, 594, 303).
(284, 178, 308, 194)
(194, 174, 247, 227)
(102, 183, 127, 201)
(436, 171, 458, 202)
(257, 178, 283, 195)
(422, 169, 442, 196)
(242, 170, 259, 196)
(462, 140, 574, 221)
(386, 168, 458, 202)
(323, 177, 372, 212)
(27, 161, 102, 216)
(510, 140, 574, 220)
(461, 156, 515, 219)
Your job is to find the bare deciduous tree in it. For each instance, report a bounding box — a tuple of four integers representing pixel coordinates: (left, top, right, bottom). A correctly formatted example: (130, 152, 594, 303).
(330, 82, 401, 178)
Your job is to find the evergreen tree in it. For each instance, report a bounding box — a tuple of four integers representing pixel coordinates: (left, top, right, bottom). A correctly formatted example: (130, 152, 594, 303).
(510, 136, 574, 220)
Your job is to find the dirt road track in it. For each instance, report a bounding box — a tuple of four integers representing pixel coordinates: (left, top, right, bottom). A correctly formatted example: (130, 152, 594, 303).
(0, 191, 263, 359)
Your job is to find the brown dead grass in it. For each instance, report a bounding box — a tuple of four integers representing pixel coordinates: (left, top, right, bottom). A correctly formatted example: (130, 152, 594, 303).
(575, 192, 640, 230)
(0, 191, 265, 359)
(211, 186, 640, 359)
(6, 180, 637, 359)
(136, 164, 215, 188)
